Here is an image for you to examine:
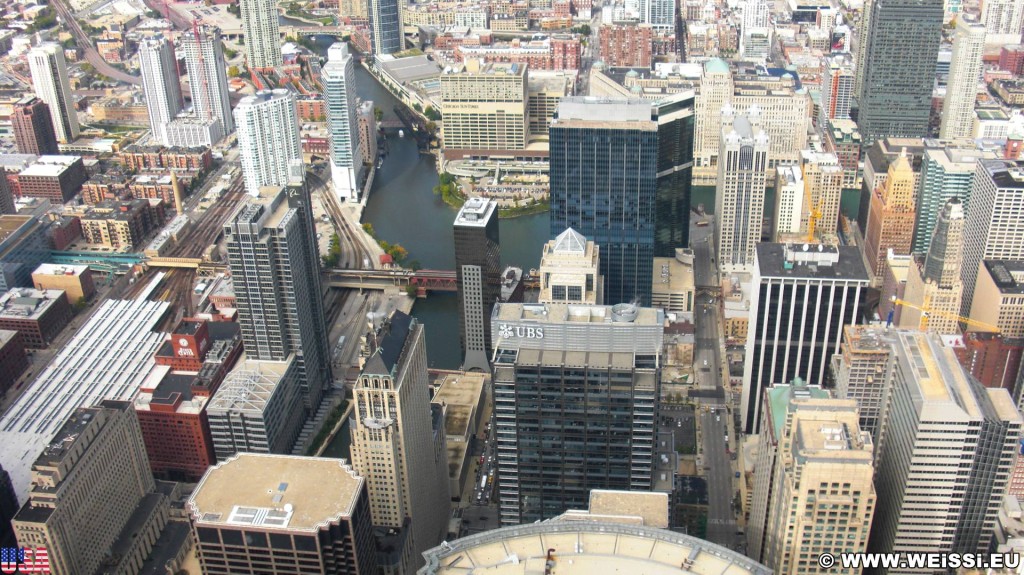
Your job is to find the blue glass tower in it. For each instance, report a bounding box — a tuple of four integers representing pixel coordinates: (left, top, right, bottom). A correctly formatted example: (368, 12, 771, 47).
(549, 98, 658, 306)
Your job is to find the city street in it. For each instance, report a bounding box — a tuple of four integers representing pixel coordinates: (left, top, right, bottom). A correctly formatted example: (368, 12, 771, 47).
(691, 221, 741, 551)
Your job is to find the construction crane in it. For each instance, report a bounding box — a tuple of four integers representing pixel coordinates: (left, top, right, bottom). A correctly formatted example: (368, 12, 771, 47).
(803, 166, 823, 243)
(887, 296, 1000, 333)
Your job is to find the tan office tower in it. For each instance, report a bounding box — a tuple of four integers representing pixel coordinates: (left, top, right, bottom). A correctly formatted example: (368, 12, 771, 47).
(940, 17, 987, 140)
(12, 401, 166, 575)
(865, 149, 917, 277)
(899, 198, 965, 334)
(870, 332, 1022, 567)
(799, 150, 844, 241)
(440, 61, 528, 160)
(188, 453, 378, 575)
(831, 325, 897, 442)
(748, 382, 876, 574)
(693, 59, 809, 183)
(715, 106, 769, 274)
(349, 311, 451, 573)
(538, 227, 603, 305)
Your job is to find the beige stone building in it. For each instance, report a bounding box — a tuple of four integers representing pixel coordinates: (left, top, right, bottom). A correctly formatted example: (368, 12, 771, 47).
(830, 325, 896, 442)
(799, 150, 844, 242)
(970, 260, 1024, 336)
(865, 150, 917, 277)
(748, 383, 876, 574)
(898, 198, 965, 334)
(350, 311, 451, 573)
(13, 400, 168, 575)
(31, 263, 96, 303)
(526, 71, 572, 141)
(651, 248, 695, 315)
(538, 227, 603, 305)
(440, 60, 528, 157)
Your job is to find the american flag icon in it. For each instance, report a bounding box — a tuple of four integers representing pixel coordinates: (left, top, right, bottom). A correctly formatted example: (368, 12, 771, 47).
(0, 547, 50, 574)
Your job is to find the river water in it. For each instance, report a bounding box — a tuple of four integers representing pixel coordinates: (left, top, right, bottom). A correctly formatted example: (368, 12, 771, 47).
(311, 37, 862, 369)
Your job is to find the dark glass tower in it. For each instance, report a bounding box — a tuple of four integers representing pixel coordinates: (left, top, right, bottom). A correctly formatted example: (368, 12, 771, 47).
(655, 93, 696, 254)
(549, 98, 658, 306)
(224, 167, 332, 412)
(454, 197, 501, 372)
(368, 0, 403, 55)
(856, 0, 943, 147)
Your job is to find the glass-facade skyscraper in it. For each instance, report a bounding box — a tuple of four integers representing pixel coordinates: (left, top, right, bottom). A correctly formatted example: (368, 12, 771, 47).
(856, 0, 943, 146)
(655, 93, 696, 255)
(454, 198, 501, 373)
(549, 98, 658, 306)
(491, 302, 663, 526)
(368, 0, 404, 55)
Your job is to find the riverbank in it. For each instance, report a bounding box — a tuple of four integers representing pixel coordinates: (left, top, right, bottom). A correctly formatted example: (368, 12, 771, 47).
(280, 5, 332, 25)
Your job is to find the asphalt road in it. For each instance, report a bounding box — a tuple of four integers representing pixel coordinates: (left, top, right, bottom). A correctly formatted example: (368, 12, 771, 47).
(691, 222, 742, 552)
(52, 0, 140, 85)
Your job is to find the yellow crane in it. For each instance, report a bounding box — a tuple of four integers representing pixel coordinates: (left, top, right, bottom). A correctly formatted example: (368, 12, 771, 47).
(888, 296, 1000, 333)
(803, 167, 823, 243)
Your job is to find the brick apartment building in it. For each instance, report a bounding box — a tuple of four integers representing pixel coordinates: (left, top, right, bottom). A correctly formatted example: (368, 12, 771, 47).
(0, 288, 72, 348)
(600, 24, 653, 68)
(17, 155, 88, 203)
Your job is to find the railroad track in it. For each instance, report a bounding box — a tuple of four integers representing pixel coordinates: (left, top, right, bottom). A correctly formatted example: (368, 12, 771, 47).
(309, 171, 371, 269)
(169, 177, 246, 258)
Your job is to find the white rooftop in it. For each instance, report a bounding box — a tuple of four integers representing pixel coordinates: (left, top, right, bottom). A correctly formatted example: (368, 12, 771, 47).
(552, 227, 587, 253)
(0, 299, 169, 503)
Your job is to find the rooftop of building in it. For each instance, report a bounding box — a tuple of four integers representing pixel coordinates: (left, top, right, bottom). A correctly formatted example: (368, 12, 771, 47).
(190, 453, 363, 532)
(652, 253, 695, 294)
(982, 159, 1024, 189)
(981, 260, 1024, 295)
(866, 138, 928, 172)
(378, 54, 443, 84)
(454, 197, 497, 228)
(553, 97, 655, 128)
(0, 215, 37, 244)
(924, 141, 991, 168)
(827, 118, 860, 143)
(0, 288, 66, 320)
(794, 415, 873, 460)
(207, 354, 295, 415)
(755, 243, 869, 281)
(417, 520, 771, 575)
(138, 371, 203, 410)
(766, 379, 830, 438)
(445, 60, 527, 76)
(558, 490, 670, 529)
(843, 325, 897, 354)
(527, 71, 573, 94)
(0, 329, 18, 348)
(0, 299, 169, 503)
(495, 302, 663, 326)
(362, 311, 415, 377)
(18, 155, 81, 178)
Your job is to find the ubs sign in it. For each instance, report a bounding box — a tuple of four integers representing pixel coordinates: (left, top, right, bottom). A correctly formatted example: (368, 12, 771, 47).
(498, 324, 544, 339)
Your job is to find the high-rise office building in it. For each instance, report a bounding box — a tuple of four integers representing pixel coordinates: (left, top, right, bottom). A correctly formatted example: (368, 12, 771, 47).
(856, 0, 943, 146)
(715, 106, 769, 274)
(981, 0, 1024, 43)
(368, 0, 404, 55)
(27, 43, 79, 144)
(491, 301, 664, 526)
(549, 98, 657, 305)
(640, 0, 675, 30)
(439, 61, 528, 160)
(853, 0, 873, 97)
(323, 43, 363, 201)
(799, 150, 844, 241)
(139, 35, 184, 147)
(742, 243, 869, 433)
(538, 227, 603, 305)
(820, 54, 855, 124)
(181, 25, 234, 135)
(654, 92, 697, 253)
(240, 0, 282, 69)
(454, 197, 500, 373)
(831, 325, 897, 441)
(694, 60, 809, 182)
(912, 143, 991, 255)
(0, 465, 16, 547)
(349, 311, 451, 572)
(865, 150, 917, 276)
(747, 384, 876, 573)
(189, 453, 378, 575)
(11, 96, 58, 156)
(224, 178, 331, 412)
(940, 17, 987, 141)
(740, 0, 771, 61)
(774, 166, 804, 240)
(870, 332, 1022, 564)
(961, 160, 1024, 316)
(900, 198, 966, 334)
(969, 260, 1024, 338)
(234, 90, 303, 195)
(12, 401, 166, 575)
(858, 138, 928, 233)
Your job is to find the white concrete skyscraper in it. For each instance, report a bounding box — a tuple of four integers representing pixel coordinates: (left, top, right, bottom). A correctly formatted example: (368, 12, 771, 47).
(234, 89, 302, 195)
(715, 105, 769, 274)
(181, 25, 234, 135)
(27, 43, 79, 144)
(940, 17, 986, 140)
(820, 54, 855, 124)
(981, 0, 1024, 45)
(322, 42, 363, 201)
(138, 35, 183, 147)
(960, 160, 1024, 317)
(240, 0, 282, 69)
(640, 0, 675, 30)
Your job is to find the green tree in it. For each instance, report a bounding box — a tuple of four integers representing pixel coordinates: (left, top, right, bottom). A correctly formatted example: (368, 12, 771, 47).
(425, 120, 437, 133)
(412, 102, 423, 113)
(362, 222, 375, 236)
(223, 43, 238, 59)
(227, 65, 240, 77)
(405, 283, 419, 297)
(424, 106, 441, 121)
(407, 259, 422, 271)
(374, 107, 383, 121)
